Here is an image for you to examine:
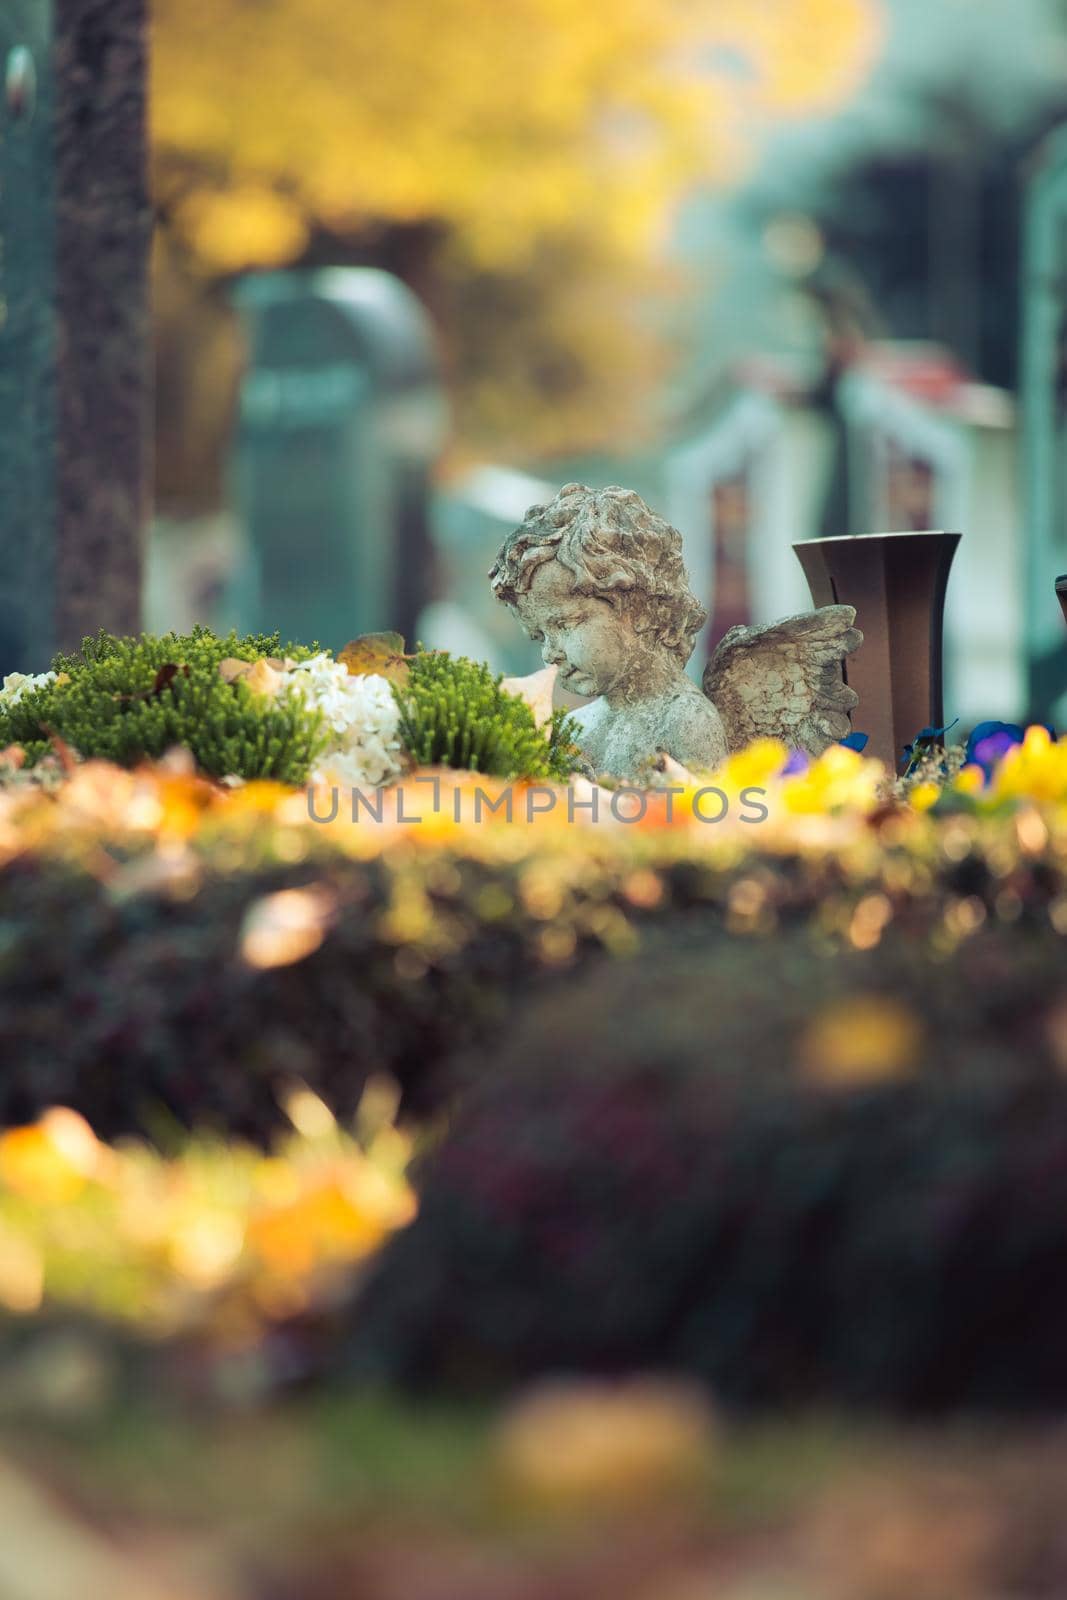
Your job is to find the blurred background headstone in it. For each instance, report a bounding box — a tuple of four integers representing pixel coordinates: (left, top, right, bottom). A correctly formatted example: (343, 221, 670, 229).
(420, 466, 562, 674)
(1023, 122, 1067, 720)
(226, 268, 446, 650)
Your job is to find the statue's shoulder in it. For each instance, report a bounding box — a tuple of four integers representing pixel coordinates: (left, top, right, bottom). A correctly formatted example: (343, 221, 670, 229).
(656, 680, 727, 771)
(570, 697, 606, 734)
(569, 695, 610, 767)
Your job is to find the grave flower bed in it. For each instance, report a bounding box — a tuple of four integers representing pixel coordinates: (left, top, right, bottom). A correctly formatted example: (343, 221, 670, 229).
(1, 717, 1066, 1143)
(4, 626, 1067, 1411)
(0, 626, 581, 787)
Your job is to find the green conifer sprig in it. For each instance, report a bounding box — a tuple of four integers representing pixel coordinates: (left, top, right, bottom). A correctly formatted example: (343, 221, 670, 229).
(0, 626, 329, 784)
(393, 652, 581, 781)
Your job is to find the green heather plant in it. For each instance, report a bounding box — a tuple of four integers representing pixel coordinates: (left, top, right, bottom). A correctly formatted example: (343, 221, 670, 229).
(0, 627, 330, 784)
(4, 804, 1067, 1144)
(351, 1039, 1067, 1411)
(394, 651, 582, 780)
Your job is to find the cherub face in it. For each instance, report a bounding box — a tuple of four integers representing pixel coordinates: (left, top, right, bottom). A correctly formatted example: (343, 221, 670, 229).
(512, 560, 632, 698)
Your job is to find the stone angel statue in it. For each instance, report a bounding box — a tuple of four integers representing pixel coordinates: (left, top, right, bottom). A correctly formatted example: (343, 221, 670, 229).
(489, 482, 862, 781)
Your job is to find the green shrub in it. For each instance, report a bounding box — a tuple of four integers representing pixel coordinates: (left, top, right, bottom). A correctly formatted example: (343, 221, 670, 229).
(0, 845, 621, 1142)
(0, 627, 330, 783)
(349, 960, 1067, 1411)
(394, 652, 581, 780)
(3, 812, 1067, 1159)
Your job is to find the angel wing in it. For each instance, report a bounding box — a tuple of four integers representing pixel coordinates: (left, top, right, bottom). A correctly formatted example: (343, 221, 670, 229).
(702, 605, 862, 756)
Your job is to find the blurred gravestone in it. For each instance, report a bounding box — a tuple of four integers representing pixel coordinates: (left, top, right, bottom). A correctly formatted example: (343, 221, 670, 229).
(1023, 123, 1067, 718)
(229, 269, 446, 650)
(0, 0, 149, 674)
(424, 465, 561, 674)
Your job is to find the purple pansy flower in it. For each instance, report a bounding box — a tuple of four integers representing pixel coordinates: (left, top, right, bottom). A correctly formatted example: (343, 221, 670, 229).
(781, 730, 867, 777)
(964, 721, 1026, 780)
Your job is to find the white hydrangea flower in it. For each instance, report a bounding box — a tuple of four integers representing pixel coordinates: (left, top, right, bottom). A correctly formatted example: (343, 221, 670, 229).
(0, 671, 56, 708)
(309, 741, 398, 790)
(287, 654, 404, 789)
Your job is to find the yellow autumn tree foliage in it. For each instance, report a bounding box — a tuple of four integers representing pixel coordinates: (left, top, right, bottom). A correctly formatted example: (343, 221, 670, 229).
(150, 0, 883, 493)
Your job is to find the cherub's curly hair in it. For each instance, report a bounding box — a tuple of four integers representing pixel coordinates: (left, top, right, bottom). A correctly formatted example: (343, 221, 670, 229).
(488, 483, 707, 668)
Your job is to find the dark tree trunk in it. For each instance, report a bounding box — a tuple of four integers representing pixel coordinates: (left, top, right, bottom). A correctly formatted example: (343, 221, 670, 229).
(53, 0, 151, 652)
(0, 0, 149, 674)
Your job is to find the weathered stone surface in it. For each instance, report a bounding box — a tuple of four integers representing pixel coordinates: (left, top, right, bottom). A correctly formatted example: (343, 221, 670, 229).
(0, 0, 148, 672)
(490, 483, 862, 780)
(54, 0, 150, 652)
